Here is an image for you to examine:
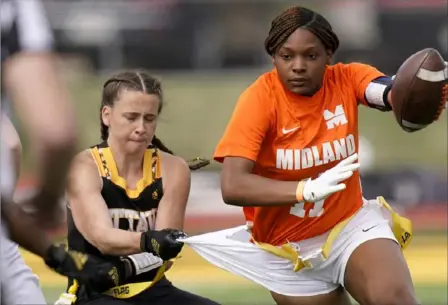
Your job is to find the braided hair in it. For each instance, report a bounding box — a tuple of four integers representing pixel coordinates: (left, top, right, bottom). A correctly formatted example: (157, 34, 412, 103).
(100, 70, 209, 170)
(264, 6, 339, 56)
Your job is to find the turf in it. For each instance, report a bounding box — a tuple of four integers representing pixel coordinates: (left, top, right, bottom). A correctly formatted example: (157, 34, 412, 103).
(42, 284, 448, 305)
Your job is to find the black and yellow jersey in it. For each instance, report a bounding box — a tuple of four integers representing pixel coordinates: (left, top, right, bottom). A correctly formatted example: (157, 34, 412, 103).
(66, 141, 164, 295)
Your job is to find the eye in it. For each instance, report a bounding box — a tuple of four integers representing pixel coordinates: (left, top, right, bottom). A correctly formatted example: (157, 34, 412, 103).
(124, 113, 138, 121)
(144, 115, 157, 122)
(281, 54, 292, 60)
(308, 53, 318, 60)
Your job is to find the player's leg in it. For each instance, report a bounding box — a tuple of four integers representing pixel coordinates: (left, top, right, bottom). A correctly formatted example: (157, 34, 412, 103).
(344, 239, 418, 305)
(0, 224, 47, 305)
(337, 199, 419, 305)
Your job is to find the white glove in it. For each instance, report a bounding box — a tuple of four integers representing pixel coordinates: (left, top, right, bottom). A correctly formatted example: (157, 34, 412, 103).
(302, 153, 360, 202)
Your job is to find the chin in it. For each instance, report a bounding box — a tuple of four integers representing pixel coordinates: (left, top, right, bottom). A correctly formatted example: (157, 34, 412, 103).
(288, 87, 310, 96)
(288, 85, 319, 97)
(125, 140, 148, 153)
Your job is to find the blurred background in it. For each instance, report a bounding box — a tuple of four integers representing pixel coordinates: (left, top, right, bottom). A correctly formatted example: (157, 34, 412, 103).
(10, 0, 447, 304)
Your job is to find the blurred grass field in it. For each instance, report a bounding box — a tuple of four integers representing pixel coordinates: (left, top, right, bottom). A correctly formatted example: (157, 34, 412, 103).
(23, 232, 447, 305)
(15, 70, 448, 172)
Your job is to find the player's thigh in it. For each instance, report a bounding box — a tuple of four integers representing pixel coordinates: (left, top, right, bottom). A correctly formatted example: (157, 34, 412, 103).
(344, 238, 418, 305)
(333, 199, 418, 305)
(270, 287, 352, 305)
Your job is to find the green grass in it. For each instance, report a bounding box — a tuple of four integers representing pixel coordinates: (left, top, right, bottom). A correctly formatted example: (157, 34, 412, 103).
(15, 71, 447, 172)
(42, 283, 448, 305)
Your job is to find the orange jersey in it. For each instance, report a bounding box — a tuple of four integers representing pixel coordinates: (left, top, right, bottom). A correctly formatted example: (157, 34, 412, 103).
(214, 63, 384, 246)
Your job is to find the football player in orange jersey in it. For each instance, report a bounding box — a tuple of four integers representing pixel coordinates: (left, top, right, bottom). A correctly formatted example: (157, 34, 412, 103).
(178, 6, 440, 305)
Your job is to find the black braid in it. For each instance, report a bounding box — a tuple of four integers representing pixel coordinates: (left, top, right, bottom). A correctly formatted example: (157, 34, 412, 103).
(152, 135, 174, 155)
(101, 70, 210, 171)
(264, 6, 339, 56)
(152, 135, 210, 171)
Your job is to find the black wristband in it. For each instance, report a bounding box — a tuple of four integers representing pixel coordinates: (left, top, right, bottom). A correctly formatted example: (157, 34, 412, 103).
(120, 257, 135, 280)
(383, 83, 393, 111)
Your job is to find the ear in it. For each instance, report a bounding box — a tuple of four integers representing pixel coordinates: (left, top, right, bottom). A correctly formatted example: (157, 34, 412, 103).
(101, 105, 111, 127)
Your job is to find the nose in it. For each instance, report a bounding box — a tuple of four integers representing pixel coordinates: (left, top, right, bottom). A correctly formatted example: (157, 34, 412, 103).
(134, 118, 146, 135)
(292, 57, 306, 74)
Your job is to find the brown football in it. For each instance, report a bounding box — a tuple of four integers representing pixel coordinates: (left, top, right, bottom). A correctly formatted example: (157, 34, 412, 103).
(391, 48, 447, 132)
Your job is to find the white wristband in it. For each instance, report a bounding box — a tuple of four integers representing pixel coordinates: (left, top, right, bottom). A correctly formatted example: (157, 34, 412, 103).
(126, 253, 163, 276)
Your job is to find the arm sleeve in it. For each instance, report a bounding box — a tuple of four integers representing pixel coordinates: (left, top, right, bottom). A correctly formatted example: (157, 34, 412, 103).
(214, 83, 273, 163)
(345, 63, 386, 106)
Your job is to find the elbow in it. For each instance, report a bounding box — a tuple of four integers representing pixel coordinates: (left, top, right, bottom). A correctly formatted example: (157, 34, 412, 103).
(86, 229, 115, 256)
(221, 173, 245, 206)
(95, 243, 114, 256)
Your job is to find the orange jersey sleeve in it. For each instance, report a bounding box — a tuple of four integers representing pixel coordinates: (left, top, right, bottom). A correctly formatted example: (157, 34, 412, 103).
(214, 76, 273, 163)
(343, 63, 385, 106)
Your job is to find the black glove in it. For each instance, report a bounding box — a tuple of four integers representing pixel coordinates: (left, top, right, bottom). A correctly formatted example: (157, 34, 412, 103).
(44, 244, 125, 292)
(140, 229, 187, 261)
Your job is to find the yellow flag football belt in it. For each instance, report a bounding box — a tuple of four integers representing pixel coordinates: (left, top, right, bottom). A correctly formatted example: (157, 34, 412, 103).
(253, 196, 413, 272)
(56, 262, 169, 304)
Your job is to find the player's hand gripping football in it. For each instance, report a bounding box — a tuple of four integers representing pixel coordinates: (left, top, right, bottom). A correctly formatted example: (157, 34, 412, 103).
(298, 153, 360, 202)
(140, 229, 187, 261)
(44, 244, 123, 292)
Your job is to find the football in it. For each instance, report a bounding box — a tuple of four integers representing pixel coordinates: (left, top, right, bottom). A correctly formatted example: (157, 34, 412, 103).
(391, 48, 447, 132)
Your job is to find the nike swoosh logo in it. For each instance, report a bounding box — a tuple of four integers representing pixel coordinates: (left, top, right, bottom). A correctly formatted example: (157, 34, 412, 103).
(282, 126, 300, 134)
(362, 225, 378, 232)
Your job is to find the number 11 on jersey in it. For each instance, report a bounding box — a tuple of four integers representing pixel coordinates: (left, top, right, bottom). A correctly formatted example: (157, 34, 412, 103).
(290, 173, 325, 218)
(290, 198, 325, 218)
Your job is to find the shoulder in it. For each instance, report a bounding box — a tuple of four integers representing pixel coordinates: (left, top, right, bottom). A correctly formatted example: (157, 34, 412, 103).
(325, 62, 383, 88)
(327, 62, 381, 77)
(240, 70, 275, 100)
(71, 149, 97, 169)
(159, 151, 190, 181)
(234, 70, 277, 117)
(67, 149, 101, 190)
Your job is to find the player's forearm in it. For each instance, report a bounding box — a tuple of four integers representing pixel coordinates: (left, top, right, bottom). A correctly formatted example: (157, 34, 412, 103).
(221, 172, 299, 206)
(4, 53, 78, 206)
(92, 228, 143, 256)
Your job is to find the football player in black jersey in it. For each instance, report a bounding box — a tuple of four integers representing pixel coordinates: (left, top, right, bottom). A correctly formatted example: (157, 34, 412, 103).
(63, 70, 219, 305)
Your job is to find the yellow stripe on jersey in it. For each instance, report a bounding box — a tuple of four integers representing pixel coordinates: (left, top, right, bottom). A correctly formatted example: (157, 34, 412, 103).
(89, 146, 161, 199)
